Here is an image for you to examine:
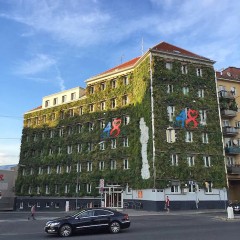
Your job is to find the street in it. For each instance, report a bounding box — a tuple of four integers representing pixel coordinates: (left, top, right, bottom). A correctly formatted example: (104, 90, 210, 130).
(0, 211, 239, 240)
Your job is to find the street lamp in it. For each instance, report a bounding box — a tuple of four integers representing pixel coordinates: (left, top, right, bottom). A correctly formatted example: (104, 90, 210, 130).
(75, 160, 80, 210)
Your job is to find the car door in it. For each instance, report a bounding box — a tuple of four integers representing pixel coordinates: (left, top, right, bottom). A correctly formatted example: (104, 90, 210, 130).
(93, 209, 113, 229)
(73, 210, 95, 232)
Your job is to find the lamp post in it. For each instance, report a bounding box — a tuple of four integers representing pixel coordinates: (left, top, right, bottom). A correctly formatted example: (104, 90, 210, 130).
(75, 160, 80, 210)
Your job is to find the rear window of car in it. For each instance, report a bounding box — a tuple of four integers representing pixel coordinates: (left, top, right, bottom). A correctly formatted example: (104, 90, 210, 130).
(79, 210, 94, 218)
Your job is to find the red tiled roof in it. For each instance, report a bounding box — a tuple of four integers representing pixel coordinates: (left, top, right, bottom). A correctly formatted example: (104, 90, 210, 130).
(152, 41, 210, 61)
(95, 57, 141, 77)
(27, 105, 42, 112)
(216, 67, 240, 80)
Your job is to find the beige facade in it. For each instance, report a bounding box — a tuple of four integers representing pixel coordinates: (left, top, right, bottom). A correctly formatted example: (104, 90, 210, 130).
(217, 67, 240, 201)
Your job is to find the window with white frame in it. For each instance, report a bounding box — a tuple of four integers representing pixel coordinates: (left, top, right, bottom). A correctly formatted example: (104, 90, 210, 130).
(183, 86, 189, 95)
(231, 86, 236, 96)
(203, 156, 211, 167)
(76, 163, 82, 172)
(38, 167, 43, 175)
(43, 115, 46, 123)
(77, 144, 82, 153)
(75, 183, 80, 194)
(171, 154, 178, 166)
(30, 168, 34, 175)
(122, 95, 128, 105)
(123, 159, 129, 170)
(67, 126, 72, 135)
(111, 139, 117, 149)
(71, 92, 76, 100)
(99, 120, 105, 129)
(185, 131, 193, 142)
(45, 185, 50, 194)
(202, 133, 209, 143)
(89, 104, 94, 112)
(88, 122, 93, 131)
(58, 147, 62, 155)
(111, 98, 116, 109)
(198, 89, 204, 98)
(27, 119, 31, 127)
(66, 165, 71, 173)
(227, 156, 235, 166)
(110, 160, 117, 170)
(67, 146, 72, 154)
(100, 82, 106, 91)
(111, 79, 116, 88)
(123, 137, 129, 147)
(53, 98, 58, 105)
(166, 62, 172, 70)
(33, 134, 37, 141)
(235, 121, 240, 128)
(123, 76, 129, 85)
(50, 130, 54, 138)
(181, 65, 188, 74)
(187, 156, 195, 167)
(69, 109, 74, 117)
(51, 113, 56, 121)
(45, 100, 50, 107)
(62, 95, 67, 103)
(100, 101, 106, 111)
(59, 128, 64, 137)
(65, 184, 70, 194)
(167, 106, 175, 122)
(188, 181, 196, 192)
(78, 124, 83, 133)
(45, 202, 50, 208)
(28, 186, 32, 194)
(34, 117, 39, 125)
(167, 84, 174, 94)
(166, 128, 176, 143)
(223, 120, 230, 127)
(99, 141, 105, 150)
(123, 115, 130, 125)
(99, 161, 104, 171)
(88, 143, 93, 152)
(204, 181, 213, 193)
(171, 185, 180, 193)
(37, 186, 40, 195)
(79, 106, 83, 115)
(47, 166, 51, 174)
(56, 165, 62, 174)
(87, 183, 92, 193)
(20, 202, 24, 209)
(87, 162, 92, 172)
(196, 68, 202, 77)
(199, 110, 207, 124)
(89, 85, 94, 94)
(49, 148, 53, 155)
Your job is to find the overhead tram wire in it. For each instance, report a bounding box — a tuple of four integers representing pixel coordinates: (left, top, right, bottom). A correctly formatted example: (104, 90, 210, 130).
(0, 115, 22, 119)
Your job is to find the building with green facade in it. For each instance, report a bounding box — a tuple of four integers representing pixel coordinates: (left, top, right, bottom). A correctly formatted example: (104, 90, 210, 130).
(16, 42, 227, 211)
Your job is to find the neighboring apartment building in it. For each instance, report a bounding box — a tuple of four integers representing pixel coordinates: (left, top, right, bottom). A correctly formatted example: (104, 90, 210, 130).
(15, 41, 227, 211)
(216, 67, 240, 202)
(0, 167, 18, 210)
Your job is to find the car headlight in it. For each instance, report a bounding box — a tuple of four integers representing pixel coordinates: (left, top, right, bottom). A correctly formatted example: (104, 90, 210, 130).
(47, 222, 60, 227)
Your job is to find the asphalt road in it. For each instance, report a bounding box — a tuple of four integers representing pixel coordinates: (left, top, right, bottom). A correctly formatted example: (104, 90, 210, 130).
(0, 211, 239, 240)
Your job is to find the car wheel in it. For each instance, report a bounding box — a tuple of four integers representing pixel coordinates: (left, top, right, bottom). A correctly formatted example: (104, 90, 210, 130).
(109, 221, 121, 234)
(58, 224, 72, 237)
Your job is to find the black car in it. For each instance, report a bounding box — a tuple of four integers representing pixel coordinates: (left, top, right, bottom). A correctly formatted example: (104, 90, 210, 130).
(44, 207, 131, 237)
(229, 202, 240, 214)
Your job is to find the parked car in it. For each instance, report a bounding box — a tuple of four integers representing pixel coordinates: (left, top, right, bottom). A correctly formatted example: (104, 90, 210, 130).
(229, 202, 240, 214)
(44, 207, 131, 237)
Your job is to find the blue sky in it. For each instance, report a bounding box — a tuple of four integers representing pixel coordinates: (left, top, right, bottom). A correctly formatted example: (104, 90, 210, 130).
(0, 0, 240, 166)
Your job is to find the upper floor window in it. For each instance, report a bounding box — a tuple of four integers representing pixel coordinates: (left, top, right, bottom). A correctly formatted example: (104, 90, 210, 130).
(77, 144, 82, 153)
(34, 117, 39, 125)
(196, 68, 202, 77)
(47, 166, 51, 174)
(89, 86, 94, 94)
(171, 154, 178, 166)
(89, 104, 94, 112)
(66, 165, 71, 173)
(167, 85, 174, 94)
(166, 62, 172, 70)
(110, 160, 117, 170)
(204, 181, 213, 193)
(111, 79, 116, 88)
(199, 110, 207, 124)
(100, 101, 106, 111)
(122, 95, 128, 105)
(42, 115, 46, 123)
(67, 145, 72, 154)
(56, 165, 62, 174)
(51, 113, 56, 121)
(62, 95, 67, 103)
(88, 143, 93, 152)
(231, 87, 236, 96)
(185, 131, 193, 142)
(86, 183, 92, 193)
(99, 141, 105, 150)
(60, 111, 64, 120)
(123, 76, 129, 85)
(99, 161, 105, 171)
(183, 86, 189, 95)
(87, 161, 93, 172)
(111, 139, 117, 149)
(100, 82, 106, 91)
(198, 89, 204, 98)
(123, 159, 129, 170)
(181, 65, 188, 74)
(88, 122, 94, 132)
(123, 115, 130, 125)
(78, 124, 83, 133)
(202, 133, 209, 143)
(53, 97, 58, 105)
(187, 156, 195, 167)
(203, 156, 211, 167)
(27, 119, 31, 127)
(45, 100, 50, 107)
(79, 106, 83, 115)
(167, 106, 175, 122)
(69, 109, 74, 117)
(123, 137, 129, 147)
(111, 98, 116, 109)
(99, 120, 105, 129)
(71, 92, 76, 100)
(166, 127, 176, 143)
(171, 185, 180, 193)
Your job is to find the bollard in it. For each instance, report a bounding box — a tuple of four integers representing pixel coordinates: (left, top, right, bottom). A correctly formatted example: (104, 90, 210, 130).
(227, 206, 234, 219)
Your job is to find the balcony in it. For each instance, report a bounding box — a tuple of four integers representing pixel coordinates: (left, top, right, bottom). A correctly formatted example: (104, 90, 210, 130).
(221, 109, 237, 118)
(222, 126, 239, 136)
(225, 146, 240, 155)
(227, 165, 240, 174)
(219, 90, 235, 100)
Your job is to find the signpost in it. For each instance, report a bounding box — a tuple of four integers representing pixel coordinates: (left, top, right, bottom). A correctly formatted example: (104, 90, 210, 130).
(100, 179, 104, 207)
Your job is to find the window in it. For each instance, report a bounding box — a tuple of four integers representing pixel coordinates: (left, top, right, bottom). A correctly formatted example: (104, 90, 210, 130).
(62, 95, 67, 103)
(79, 106, 83, 115)
(166, 62, 172, 70)
(185, 131, 193, 142)
(111, 79, 116, 88)
(53, 97, 58, 105)
(87, 162, 93, 172)
(42, 115, 46, 123)
(204, 181, 213, 193)
(99, 141, 105, 150)
(76, 183, 80, 194)
(231, 87, 236, 96)
(49, 130, 54, 138)
(89, 104, 94, 112)
(110, 160, 117, 170)
(78, 124, 83, 133)
(198, 89, 204, 98)
(45, 100, 50, 107)
(51, 113, 56, 121)
(33, 134, 37, 142)
(100, 101, 106, 111)
(99, 161, 105, 171)
(37, 186, 40, 195)
(89, 86, 94, 94)
(202, 133, 209, 143)
(183, 87, 189, 95)
(34, 117, 39, 125)
(56, 165, 62, 174)
(181, 65, 188, 74)
(66, 165, 71, 173)
(47, 166, 51, 174)
(187, 156, 195, 167)
(58, 147, 62, 154)
(67, 146, 72, 154)
(30, 168, 34, 175)
(76, 163, 82, 173)
(123, 115, 130, 125)
(100, 82, 106, 91)
(87, 183, 92, 193)
(111, 98, 116, 109)
(122, 95, 128, 105)
(99, 120, 105, 129)
(203, 156, 211, 167)
(123, 159, 129, 170)
(71, 92, 76, 100)
(88, 143, 93, 152)
(67, 126, 73, 135)
(28, 186, 32, 194)
(38, 167, 43, 175)
(196, 68, 202, 77)
(59, 127, 64, 137)
(55, 185, 59, 194)
(88, 122, 93, 132)
(227, 156, 235, 166)
(65, 184, 70, 194)
(188, 181, 197, 192)
(77, 144, 82, 153)
(27, 119, 31, 127)
(166, 128, 176, 143)
(199, 110, 207, 124)
(167, 84, 174, 94)
(49, 148, 53, 155)
(167, 106, 175, 122)
(60, 111, 64, 120)
(45, 202, 50, 208)
(171, 154, 178, 166)
(123, 76, 129, 85)
(45, 185, 50, 194)
(123, 137, 129, 147)
(171, 185, 180, 193)
(111, 139, 116, 149)
(69, 109, 74, 117)
(55, 203, 60, 209)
